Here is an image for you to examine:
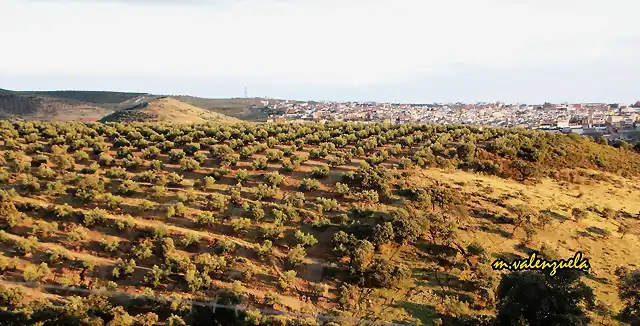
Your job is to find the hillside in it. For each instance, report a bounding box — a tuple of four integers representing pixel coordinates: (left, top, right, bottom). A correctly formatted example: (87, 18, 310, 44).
(0, 92, 113, 122)
(25, 90, 147, 106)
(0, 89, 267, 122)
(0, 121, 638, 325)
(99, 97, 241, 123)
(175, 96, 269, 121)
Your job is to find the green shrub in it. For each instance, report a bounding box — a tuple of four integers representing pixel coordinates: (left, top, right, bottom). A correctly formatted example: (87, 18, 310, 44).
(231, 218, 251, 233)
(372, 222, 395, 246)
(67, 225, 89, 243)
(167, 172, 183, 186)
(257, 240, 273, 258)
(300, 178, 321, 192)
(0, 255, 17, 272)
(281, 159, 300, 172)
(252, 157, 268, 170)
(118, 179, 140, 195)
(294, 230, 318, 247)
(179, 232, 202, 248)
(263, 292, 281, 307)
(287, 245, 306, 267)
(179, 158, 200, 171)
(244, 202, 265, 221)
(204, 194, 227, 211)
(255, 184, 278, 200)
(123, 156, 144, 170)
(184, 143, 201, 156)
(82, 208, 108, 227)
(316, 197, 339, 212)
(0, 284, 25, 306)
(141, 146, 161, 159)
(311, 166, 330, 179)
(100, 238, 121, 253)
(266, 150, 284, 163)
(30, 220, 58, 237)
(265, 171, 285, 187)
(235, 169, 250, 185)
(355, 190, 379, 203)
(106, 166, 128, 179)
(23, 262, 51, 283)
(334, 182, 350, 197)
(195, 212, 216, 226)
(168, 149, 186, 162)
(279, 270, 297, 290)
(74, 150, 90, 162)
(283, 191, 305, 208)
(365, 259, 411, 288)
(144, 265, 169, 288)
(112, 259, 136, 280)
(16, 236, 39, 255)
(200, 176, 216, 190)
(194, 253, 227, 274)
(131, 239, 154, 259)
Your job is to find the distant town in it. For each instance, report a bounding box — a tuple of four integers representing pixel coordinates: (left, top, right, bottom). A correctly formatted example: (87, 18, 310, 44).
(260, 100, 640, 143)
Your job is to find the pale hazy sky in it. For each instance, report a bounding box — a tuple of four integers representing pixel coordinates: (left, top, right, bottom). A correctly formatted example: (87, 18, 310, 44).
(1, 0, 639, 103)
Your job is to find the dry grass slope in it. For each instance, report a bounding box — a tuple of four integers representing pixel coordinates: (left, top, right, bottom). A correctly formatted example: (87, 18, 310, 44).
(175, 96, 269, 121)
(100, 98, 241, 124)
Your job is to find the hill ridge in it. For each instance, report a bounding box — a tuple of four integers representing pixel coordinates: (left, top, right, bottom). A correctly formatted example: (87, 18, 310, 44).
(99, 97, 241, 123)
(0, 89, 266, 122)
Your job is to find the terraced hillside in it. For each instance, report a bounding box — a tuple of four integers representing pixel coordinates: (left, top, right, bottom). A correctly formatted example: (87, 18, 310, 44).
(0, 121, 639, 325)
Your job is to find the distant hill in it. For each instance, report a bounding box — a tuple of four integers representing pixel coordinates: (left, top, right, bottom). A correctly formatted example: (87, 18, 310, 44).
(24, 90, 147, 106)
(0, 88, 267, 122)
(174, 96, 269, 121)
(0, 90, 113, 122)
(99, 97, 241, 123)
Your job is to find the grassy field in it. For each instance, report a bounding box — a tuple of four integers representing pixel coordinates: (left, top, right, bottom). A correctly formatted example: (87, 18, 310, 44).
(0, 121, 638, 325)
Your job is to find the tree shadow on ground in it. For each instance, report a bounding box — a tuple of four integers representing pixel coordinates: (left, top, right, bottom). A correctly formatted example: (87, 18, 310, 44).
(585, 272, 611, 285)
(513, 243, 535, 255)
(492, 251, 523, 262)
(575, 231, 597, 240)
(431, 288, 476, 305)
(415, 266, 480, 294)
(585, 226, 610, 237)
(540, 209, 569, 222)
(479, 224, 511, 238)
(400, 301, 440, 326)
(471, 209, 513, 225)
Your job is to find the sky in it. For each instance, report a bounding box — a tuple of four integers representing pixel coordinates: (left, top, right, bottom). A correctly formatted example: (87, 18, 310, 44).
(0, 0, 639, 104)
